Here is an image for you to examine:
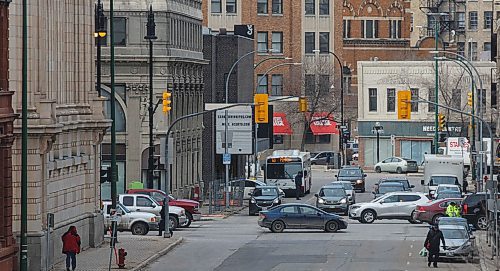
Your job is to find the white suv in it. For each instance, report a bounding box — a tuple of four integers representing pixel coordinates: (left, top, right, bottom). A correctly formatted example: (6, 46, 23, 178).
(349, 192, 428, 224)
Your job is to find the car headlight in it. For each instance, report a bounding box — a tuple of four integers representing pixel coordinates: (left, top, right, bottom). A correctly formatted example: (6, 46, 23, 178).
(318, 198, 325, 204)
(273, 198, 279, 204)
(430, 191, 435, 195)
(339, 198, 347, 204)
(250, 198, 256, 203)
(356, 180, 364, 184)
(350, 206, 360, 210)
(150, 217, 156, 222)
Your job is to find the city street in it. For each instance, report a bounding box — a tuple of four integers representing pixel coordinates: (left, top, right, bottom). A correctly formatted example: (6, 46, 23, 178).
(145, 168, 481, 271)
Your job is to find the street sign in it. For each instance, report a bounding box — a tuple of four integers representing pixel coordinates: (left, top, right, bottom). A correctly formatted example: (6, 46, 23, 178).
(216, 106, 254, 154)
(223, 153, 231, 165)
(391, 134, 395, 146)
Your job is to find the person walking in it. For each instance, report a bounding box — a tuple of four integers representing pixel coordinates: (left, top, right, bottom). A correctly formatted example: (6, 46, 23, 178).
(445, 201, 461, 217)
(424, 224, 446, 268)
(294, 171, 303, 200)
(62, 226, 81, 271)
(158, 198, 166, 236)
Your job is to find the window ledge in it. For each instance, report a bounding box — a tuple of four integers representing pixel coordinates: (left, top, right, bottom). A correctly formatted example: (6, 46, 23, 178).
(257, 13, 269, 16)
(271, 13, 284, 17)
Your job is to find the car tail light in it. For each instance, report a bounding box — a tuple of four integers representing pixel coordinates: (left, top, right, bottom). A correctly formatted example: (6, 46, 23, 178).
(463, 204, 468, 214)
(418, 206, 426, 212)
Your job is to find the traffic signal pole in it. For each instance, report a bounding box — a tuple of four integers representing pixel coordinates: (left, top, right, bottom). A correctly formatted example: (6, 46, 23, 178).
(145, 6, 157, 189)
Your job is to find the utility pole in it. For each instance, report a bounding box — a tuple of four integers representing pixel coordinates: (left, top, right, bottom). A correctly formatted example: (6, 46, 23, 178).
(20, 0, 28, 269)
(145, 5, 157, 189)
(434, 19, 440, 154)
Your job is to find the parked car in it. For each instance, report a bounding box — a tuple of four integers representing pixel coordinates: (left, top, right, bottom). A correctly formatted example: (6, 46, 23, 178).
(433, 184, 462, 199)
(462, 192, 489, 230)
(349, 192, 428, 224)
(257, 203, 348, 233)
(374, 157, 418, 173)
(118, 194, 187, 230)
(413, 198, 463, 225)
(126, 188, 201, 227)
(315, 185, 349, 215)
(330, 181, 356, 204)
(102, 201, 158, 235)
(438, 217, 475, 235)
(249, 186, 284, 216)
(311, 151, 337, 165)
(375, 177, 414, 191)
(439, 224, 478, 262)
(372, 182, 405, 199)
(336, 167, 366, 193)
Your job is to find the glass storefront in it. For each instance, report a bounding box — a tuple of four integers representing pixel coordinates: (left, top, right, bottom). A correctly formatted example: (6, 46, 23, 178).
(363, 138, 391, 166)
(400, 140, 432, 165)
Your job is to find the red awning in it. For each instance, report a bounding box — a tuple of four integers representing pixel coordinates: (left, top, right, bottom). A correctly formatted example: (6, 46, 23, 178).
(273, 113, 293, 135)
(309, 113, 339, 135)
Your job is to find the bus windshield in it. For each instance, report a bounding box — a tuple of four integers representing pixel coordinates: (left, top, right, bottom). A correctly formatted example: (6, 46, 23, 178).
(267, 162, 303, 179)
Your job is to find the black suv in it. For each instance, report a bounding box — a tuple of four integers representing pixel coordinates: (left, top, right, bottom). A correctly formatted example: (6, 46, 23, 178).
(462, 192, 489, 230)
(248, 186, 284, 216)
(336, 167, 366, 193)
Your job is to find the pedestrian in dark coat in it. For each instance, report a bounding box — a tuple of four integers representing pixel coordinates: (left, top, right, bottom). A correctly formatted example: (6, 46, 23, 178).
(62, 226, 81, 271)
(159, 198, 166, 236)
(294, 171, 303, 200)
(424, 224, 446, 268)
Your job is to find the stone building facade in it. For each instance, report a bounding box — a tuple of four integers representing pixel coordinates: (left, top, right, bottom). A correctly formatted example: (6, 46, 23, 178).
(8, 1, 109, 270)
(100, 0, 205, 198)
(0, 1, 17, 270)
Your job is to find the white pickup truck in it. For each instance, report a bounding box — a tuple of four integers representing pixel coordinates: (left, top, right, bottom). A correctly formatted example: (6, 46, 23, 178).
(102, 201, 158, 235)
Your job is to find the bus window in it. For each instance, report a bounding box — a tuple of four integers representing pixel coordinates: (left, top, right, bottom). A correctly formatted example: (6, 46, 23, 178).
(267, 162, 302, 179)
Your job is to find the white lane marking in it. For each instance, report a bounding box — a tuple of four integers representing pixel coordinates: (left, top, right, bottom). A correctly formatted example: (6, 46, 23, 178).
(410, 244, 413, 249)
(407, 261, 410, 265)
(408, 252, 412, 257)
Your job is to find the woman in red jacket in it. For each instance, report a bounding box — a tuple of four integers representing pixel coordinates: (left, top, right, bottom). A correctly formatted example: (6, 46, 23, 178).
(62, 226, 81, 271)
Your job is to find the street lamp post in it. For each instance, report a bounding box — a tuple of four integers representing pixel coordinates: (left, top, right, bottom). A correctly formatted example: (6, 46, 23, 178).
(372, 122, 384, 163)
(145, 5, 157, 189)
(94, 1, 107, 97)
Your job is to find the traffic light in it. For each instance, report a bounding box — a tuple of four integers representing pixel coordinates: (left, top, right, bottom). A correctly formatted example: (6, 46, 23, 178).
(397, 90, 411, 120)
(438, 113, 446, 131)
(100, 166, 110, 184)
(254, 94, 269, 123)
(299, 96, 308, 112)
(467, 92, 473, 107)
(162, 91, 172, 113)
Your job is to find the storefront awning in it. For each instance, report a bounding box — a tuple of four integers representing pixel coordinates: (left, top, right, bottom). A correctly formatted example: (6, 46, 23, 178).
(273, 113, 293, 135)
(309, 112, 339, 135)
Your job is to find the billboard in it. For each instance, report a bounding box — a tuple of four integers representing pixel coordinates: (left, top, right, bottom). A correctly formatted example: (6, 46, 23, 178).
(216, 106, 254, 154)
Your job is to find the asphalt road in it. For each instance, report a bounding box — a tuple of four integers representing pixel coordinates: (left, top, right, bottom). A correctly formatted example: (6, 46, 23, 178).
(145, 168, 480, 271)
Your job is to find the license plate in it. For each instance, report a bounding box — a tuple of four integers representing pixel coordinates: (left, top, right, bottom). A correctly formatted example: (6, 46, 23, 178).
(261, 207, 268, 210)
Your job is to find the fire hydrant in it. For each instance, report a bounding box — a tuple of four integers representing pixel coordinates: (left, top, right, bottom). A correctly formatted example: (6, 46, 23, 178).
(118, 248, 127, 268)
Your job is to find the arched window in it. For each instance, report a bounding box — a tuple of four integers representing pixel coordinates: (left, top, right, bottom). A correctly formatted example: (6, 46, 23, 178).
(102, 90, 126, 132)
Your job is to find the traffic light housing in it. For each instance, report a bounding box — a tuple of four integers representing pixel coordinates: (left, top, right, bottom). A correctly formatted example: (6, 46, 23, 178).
(299, 96, 308, 112)
(467, 92, 473, 107)
(397, 90, 411, 120)
(100, 166, 110, 184)
(162, 91, 172, 113)
(254, 94, 269, 123)
(438, 113, 446, 131)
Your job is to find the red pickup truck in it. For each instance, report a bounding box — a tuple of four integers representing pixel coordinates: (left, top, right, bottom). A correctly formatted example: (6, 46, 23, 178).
(126, 189, 201, 227)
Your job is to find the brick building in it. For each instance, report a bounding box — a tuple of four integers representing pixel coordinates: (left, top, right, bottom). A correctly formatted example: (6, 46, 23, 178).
(0, 1, 16, 270)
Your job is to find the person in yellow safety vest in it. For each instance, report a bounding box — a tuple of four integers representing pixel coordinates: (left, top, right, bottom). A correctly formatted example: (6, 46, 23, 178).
(445, 201, 461, 217)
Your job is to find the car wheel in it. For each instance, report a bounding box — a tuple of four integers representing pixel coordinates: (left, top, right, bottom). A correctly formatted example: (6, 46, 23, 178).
(432, 214, 444, 225)
(131, 222, 148, 236)
(476, 215, 488, 230)
(325, 220, 339, 233)
(169, 216, 179, 231)
(408, 211, 423, 224)
(181, 212, 193, 228)
(271, 220, 285, 233)
(375, 167, 381, 173)
(361, 210, 376, 224)
(396, 167, 403, 174)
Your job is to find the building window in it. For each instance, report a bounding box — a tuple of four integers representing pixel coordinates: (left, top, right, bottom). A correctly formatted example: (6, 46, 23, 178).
(369, 88, 377, 112)
(484, 42, 492, 52)
(362, 20, 378, 39)
(257, 32, 268, 52)
(272, 32, 283, 53)
(305, 0, 315, 15)
(271, 74, 283, 96)
(272, 0, 283, 14)
(387, 88, 395, 112)
(305, 32, 315, 53)
(113, 17, 127, 46)
(257, 0, 268, 14)
(428, 88, 435, 112)
(257, 74, 268, 93)
(389, 20, 402, 39)
(451, 90, 461, 109)
(457, 12, 466, 30)
(319, 32, 329, 53)
(468, 41, 478, 61)
(305, 131, 331, 144)
(410, 88, 419, 112)
(226, 0, 237, 13)
(469, 11, 478, 30)
(319, 0, 329, 15)
(484, 11, 493, 29)
(457, 42, 465, 56)
(211, 0, 221, 13)
(343, 20, 351, 38)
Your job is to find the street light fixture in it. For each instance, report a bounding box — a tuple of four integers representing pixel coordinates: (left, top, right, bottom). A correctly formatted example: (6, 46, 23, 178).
(372, 122, 384, 163)
(94, 1, 107, 97)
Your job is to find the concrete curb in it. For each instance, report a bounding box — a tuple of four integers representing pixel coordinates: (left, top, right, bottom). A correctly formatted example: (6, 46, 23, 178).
(131, 237, 184, 271)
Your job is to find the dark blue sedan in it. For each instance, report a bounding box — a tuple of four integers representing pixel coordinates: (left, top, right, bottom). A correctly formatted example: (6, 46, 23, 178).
(258, 203, 348, 233)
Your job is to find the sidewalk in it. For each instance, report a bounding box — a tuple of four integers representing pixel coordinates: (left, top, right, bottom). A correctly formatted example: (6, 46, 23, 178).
(53, 234, 182, 271)
(199, 204, 247, 220)
(476, 231, 499, 271)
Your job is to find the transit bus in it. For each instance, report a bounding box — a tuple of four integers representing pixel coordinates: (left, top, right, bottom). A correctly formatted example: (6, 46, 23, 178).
(264, 150, 312, 197)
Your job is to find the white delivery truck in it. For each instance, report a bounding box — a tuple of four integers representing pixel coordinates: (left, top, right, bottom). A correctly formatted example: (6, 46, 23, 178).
(421, 154, 464, 198)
